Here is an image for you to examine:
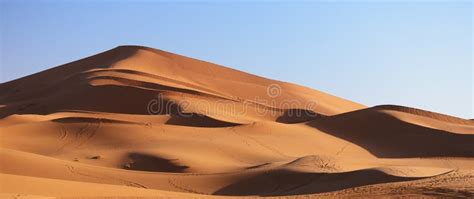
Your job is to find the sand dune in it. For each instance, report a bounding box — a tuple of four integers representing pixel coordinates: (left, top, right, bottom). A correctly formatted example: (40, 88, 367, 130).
(1, 46, 473, 198)
(306, 106, 474, 158)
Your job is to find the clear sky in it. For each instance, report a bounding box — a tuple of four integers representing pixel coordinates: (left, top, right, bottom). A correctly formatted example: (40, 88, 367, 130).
(1, 0, 472, 118)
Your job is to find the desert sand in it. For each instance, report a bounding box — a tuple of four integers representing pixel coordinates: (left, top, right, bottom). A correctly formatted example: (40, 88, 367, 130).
(0, 45, 473, 198)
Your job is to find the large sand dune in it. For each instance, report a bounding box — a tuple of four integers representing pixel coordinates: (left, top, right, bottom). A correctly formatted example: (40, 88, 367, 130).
(1, 46, 473, 198)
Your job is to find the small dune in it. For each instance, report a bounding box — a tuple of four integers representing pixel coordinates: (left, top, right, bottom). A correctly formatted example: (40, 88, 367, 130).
(123, 152, 189, 172)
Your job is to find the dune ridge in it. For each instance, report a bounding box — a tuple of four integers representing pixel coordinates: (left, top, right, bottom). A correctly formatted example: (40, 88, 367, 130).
(1, 46, 473, 198)
(373, 105, 474, 125)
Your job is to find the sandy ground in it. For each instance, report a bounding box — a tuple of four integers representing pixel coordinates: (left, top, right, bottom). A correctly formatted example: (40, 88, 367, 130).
(1, 46, 473, 198)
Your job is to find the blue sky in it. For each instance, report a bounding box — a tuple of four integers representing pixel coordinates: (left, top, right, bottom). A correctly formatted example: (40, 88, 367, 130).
(1, 0, 472, 118)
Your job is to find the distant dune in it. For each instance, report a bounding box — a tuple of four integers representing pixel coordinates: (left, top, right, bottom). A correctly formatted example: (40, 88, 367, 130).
(1, 46, 473, 198)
